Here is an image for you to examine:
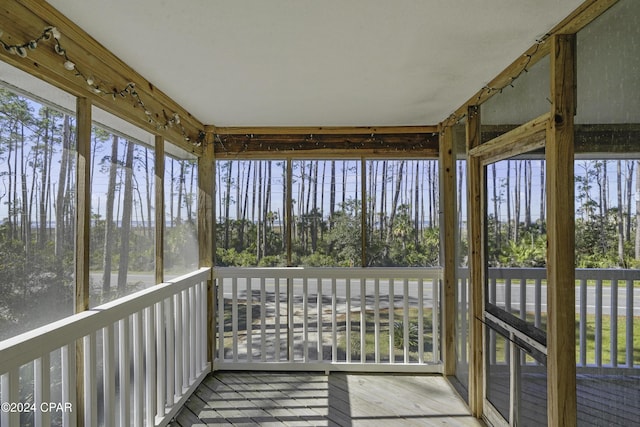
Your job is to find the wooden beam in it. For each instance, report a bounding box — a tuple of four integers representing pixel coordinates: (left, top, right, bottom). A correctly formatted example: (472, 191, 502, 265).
(439, 125, 456, 376)
(74, 96, 91, 426)
(213, 133, 438, 159)
(466, 105, 484, 417)
(209, 125, 438, 135)
(469, 113, 549, 165)
(0, 0, 204, 155)
(198, 138, 215, 364)
(546, 33, 577, 427)
(442, 0, 619, 128)
(155, 136, 165, 285)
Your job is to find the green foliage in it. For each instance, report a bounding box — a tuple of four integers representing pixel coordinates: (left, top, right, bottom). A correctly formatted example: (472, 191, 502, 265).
(393, 321, 419, 351)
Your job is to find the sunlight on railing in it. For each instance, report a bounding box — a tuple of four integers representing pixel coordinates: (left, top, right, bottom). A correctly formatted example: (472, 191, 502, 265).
(0, 268, 210, 427)
(214, 267, 442, 372)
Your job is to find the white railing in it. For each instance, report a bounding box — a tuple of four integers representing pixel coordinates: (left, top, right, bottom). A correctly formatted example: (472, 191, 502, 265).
(0, 268, 210, 427)
(461, 268, 639, 369)
(214, 267, 442, 372)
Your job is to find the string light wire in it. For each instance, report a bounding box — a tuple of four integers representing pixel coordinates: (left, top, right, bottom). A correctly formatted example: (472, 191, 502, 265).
(0, 26, 204, 146)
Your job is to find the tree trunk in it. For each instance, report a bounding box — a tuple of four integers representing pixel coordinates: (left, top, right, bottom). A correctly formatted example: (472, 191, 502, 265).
(55, 115, 71, 258)
(626, 161, 634, 242)
(539, 160, 545, 224)
(415, 161, 421, 248)
(514, 162, 521, 243)
(492, 164, 500, 250)
(38, 109, 50, 248)
(506, 161, 512, 241)
(144, 148, 153, 240)
(330, 161, 336, 229)
(117, 140, 135, 290)
(525, 160, 532, 229)
(386, 161, 405, 244)
(263, 162, 271, 256)
(240, 161, 252, 249)
(617, 160, 624, 266)
(635, 160, 640, 260)
(102, 135, 119, 293)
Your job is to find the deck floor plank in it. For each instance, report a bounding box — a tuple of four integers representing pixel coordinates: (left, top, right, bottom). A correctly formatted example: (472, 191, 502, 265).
(170, 371, 483, 426)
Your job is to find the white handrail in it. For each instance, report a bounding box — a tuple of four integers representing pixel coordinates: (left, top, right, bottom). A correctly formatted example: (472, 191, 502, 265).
(0, 267, 211, 427)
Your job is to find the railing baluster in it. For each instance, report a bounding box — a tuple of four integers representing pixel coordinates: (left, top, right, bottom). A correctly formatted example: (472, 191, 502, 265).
(156, 301, 166, 416)
(275, 277, 281, 362)
(182, 289, 190, 388)
(360, 279, 366, 363)
(34, 353, 51, 427)
(246, 277, 253, 362)
(332, 277, 337, 363)
(118, 316, 131, 427)
(145, 305, 157, 427)
(164, 299, 174, 405)
(287, 276, 294, 362)
(1, 369, 20, 427)
(84, 333, 97, 427)
(232, 277, 238, 363)
(201, 281, 208, 369)
(432, 278, 439, 364)
(534, 278, 541, 328)
(403, 278, 409, 363)
(374, 278, 380, 364)
(317, 278, 323, 361)
(102, 324, 115, 427)
(626, 279, 634, 368)
(418, 278, 424, 364)
(490, 277, 497, 306)
(174, 292, 184, 395)
(579, 278, 587, 367)
(461, 277, 468, 365)
(595, 278, 603, 367)
(346, 278, 352, 363)
(189, 286, 197, 383)
(389, 279, 394, 364)
(217, 279, 225, 362)
(610, 279, 618, 367)
(303, 277, 309, 362)
(61, 344, 76, 427)
(261, 276, 267, 362)
(194, 283, 201, 371)
(505, 277, 512, 316)
(133, 311, 144, 426)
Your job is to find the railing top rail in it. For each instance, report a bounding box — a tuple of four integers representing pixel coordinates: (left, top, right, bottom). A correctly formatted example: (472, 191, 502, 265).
(213, 266, 443, 280)
(481, 267, 640, 281)
(0, 267, 211, 375)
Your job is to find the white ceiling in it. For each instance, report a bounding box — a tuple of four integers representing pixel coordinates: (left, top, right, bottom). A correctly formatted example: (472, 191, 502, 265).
(46, 0, 584, 127)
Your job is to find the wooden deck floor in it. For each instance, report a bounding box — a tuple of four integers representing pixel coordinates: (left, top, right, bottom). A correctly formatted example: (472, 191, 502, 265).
(169, 371, 483, 426)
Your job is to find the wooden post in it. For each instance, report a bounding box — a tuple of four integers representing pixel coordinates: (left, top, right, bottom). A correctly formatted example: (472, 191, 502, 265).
(155, 136, 165, 285)
(466, 105, 484, 416)
(547, 33, 577, 427)
(198, 138, 215, 365)
(75, 96, 91, 426)
(439, 125, 456, 376)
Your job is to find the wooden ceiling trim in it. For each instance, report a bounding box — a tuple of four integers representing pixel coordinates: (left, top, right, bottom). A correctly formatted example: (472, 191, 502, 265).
(213, 132, 439, 159)
(209, 125, 438, 135)
(442, 0, 619, 128)
(0, 0, 204, 155)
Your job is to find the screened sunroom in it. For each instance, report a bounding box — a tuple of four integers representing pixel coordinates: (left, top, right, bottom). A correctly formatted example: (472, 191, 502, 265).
(0, 0, 638, 426)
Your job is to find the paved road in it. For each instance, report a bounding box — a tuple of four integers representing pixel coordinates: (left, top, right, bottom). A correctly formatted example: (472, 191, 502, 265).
(219, 277, 640, 316)
(89, 272, 640, 316)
